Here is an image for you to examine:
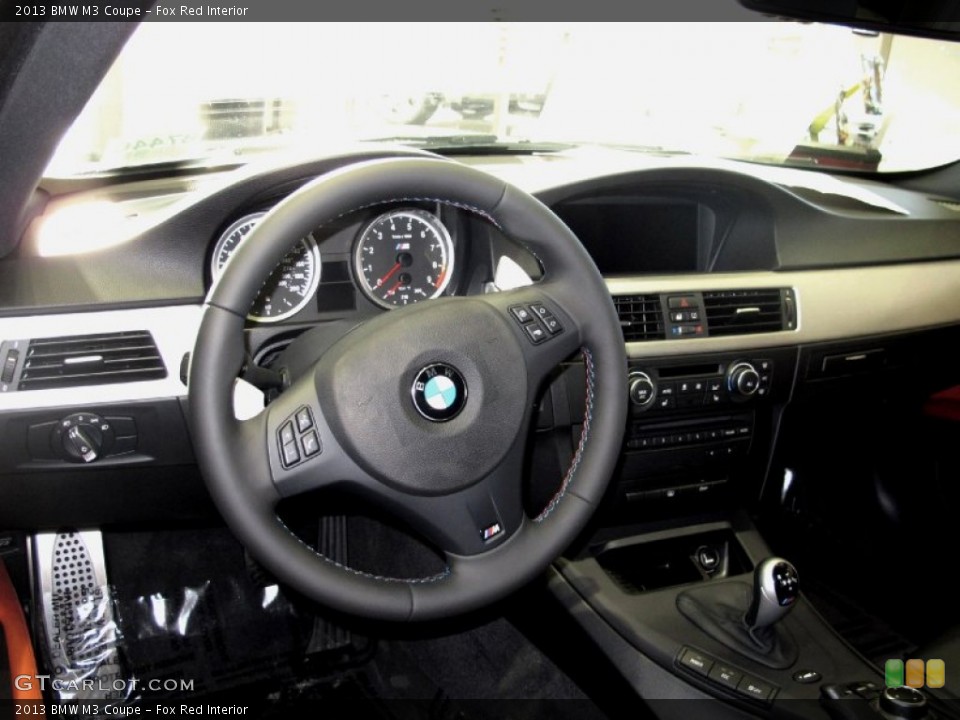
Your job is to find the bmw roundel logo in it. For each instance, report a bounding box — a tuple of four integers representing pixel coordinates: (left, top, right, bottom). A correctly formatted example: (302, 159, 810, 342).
(411, 363, 467, 422)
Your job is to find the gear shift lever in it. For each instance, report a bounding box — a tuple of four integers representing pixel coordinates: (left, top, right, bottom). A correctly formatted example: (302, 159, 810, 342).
(676, 555, 800, 669)
(745, 557, 800, 631)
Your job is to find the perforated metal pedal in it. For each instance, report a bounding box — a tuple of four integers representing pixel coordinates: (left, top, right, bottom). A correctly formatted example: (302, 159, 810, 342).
(33, 530, 124, 701)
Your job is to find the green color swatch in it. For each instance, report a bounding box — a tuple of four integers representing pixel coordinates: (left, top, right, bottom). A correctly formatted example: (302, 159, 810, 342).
(885, 659, 905, 687)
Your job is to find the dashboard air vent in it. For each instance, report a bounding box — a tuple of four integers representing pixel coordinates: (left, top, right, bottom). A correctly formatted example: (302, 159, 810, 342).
(612, 294, 665, 342)
(703, 289, 791, 337)
(18, 331, 167, 391)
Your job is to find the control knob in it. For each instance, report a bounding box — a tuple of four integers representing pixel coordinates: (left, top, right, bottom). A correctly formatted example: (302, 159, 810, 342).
(879, 686, 929, 720)
(55, 413, 111, 463)
(726, 361, 760, 399)
(628, 371, 656, 409)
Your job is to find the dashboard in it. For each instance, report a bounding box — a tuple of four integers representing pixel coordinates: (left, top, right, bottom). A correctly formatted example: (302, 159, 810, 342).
(1, 147, 960, 529)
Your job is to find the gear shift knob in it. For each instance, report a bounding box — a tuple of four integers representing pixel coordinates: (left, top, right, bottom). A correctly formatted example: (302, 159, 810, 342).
(745, 557, 799, 630)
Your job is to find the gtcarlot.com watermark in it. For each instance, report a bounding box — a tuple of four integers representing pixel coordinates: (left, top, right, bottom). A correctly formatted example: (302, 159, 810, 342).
(13, 675, 249, 717)
(15, 675, 195, 694)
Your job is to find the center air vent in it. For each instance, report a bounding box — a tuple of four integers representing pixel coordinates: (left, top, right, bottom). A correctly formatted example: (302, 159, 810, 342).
(17, 331, 167, 391)
(703, 289, 794, 337)
(612, 294, 665, 342)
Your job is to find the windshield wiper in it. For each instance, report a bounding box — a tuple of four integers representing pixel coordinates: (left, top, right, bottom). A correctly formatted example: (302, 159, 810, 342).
(584, 142, 692, 156)
(365, 134, 574, 155)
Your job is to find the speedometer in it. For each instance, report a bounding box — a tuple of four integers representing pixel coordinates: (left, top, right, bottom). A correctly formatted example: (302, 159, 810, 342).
(211, 213, 321, 323)
(353, 208, 454, 309)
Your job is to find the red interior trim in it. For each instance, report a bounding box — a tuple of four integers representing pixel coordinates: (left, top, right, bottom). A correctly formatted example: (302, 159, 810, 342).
(0, 558, 45, 710)
(924, 386, 960, 422)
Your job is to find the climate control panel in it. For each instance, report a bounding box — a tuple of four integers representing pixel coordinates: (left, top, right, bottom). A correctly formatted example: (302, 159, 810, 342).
(628, 358, 774, 413)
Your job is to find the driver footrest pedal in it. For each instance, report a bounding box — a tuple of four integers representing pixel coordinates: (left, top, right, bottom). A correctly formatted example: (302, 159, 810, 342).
(33, 529, 126, 702)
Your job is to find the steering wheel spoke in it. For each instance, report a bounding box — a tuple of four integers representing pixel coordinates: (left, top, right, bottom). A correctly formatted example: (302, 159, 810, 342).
(378, 436, 528, 558)
(480, 284, 584, 390)
(261, 370, 369, 498)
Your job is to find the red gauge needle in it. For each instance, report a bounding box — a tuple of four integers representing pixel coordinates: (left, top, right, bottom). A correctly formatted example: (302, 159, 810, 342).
(384, 280, 402, 297)
(376, 262, 402, 288)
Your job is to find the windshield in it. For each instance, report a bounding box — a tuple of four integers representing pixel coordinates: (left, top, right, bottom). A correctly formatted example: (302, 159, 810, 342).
(47, 22, 960, 176)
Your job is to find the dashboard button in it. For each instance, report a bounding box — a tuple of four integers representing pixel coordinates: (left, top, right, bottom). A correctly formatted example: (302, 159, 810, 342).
(280, 422, 296, 446)
(793, 669, 822, 685)
(668, 295, 697, 310)
(657, 396, 676, 410)
(282, 440, 300, 467)
(541, 314, 563, 335)
(737, 675, 776, 702)
(1, 350, 19, 384)
(709, 663, 743, 690)
(524, 323, 547, 344)
(301, 430, 321, 457)
(295, 407, 313, 432)
(670, 324, 705, 337)
(510, 306, 534, 324)
(529, 303, 550, 319)
(659, 382, 676, 397)
(678, 648, 714, 677)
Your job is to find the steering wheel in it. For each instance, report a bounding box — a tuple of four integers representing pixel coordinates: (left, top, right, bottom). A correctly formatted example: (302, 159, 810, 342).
(190, 157, 627, 621)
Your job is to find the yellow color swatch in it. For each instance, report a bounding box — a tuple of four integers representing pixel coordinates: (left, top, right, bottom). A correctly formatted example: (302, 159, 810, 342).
(905, 659, 925, 688)
(927, 659, 945, 689)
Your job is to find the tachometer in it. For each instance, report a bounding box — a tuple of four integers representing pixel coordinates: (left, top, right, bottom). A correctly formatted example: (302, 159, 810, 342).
(353, 208, 454, 309)
(211, 213, 321, 323)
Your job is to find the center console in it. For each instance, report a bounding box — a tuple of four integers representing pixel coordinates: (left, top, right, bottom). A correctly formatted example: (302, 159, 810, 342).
(539, 343, 947, 719)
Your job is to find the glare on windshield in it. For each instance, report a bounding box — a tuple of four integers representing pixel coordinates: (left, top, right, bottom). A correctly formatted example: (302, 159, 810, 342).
(47, 22, 960, 175)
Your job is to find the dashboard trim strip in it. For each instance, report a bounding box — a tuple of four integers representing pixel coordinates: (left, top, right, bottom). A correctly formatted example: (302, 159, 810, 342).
(1, 259, 959, 410)
(608, 261, 960, 358)
(0, 305, 200, 410)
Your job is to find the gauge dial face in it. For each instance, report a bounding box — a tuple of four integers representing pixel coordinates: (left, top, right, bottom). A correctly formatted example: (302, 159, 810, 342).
(211, 213, 321, 323)
(353, 208, 454, 309)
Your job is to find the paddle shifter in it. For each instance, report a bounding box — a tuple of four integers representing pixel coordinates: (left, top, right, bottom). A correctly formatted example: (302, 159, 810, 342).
(745, 557, 800, 633)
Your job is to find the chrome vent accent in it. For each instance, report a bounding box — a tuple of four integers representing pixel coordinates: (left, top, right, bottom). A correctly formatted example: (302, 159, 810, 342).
(613, 294, 665, 341)
(703, 289, 792, 336)
(18, 331, 166, 391)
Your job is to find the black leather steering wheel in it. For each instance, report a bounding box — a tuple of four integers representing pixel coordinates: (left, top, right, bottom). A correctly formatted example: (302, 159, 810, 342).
(190, 157, 627, 621)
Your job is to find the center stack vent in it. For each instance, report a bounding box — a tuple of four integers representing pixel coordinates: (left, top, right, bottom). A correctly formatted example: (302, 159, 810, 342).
(613, 294, 666, 341)
(702, 289, 794, 336)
